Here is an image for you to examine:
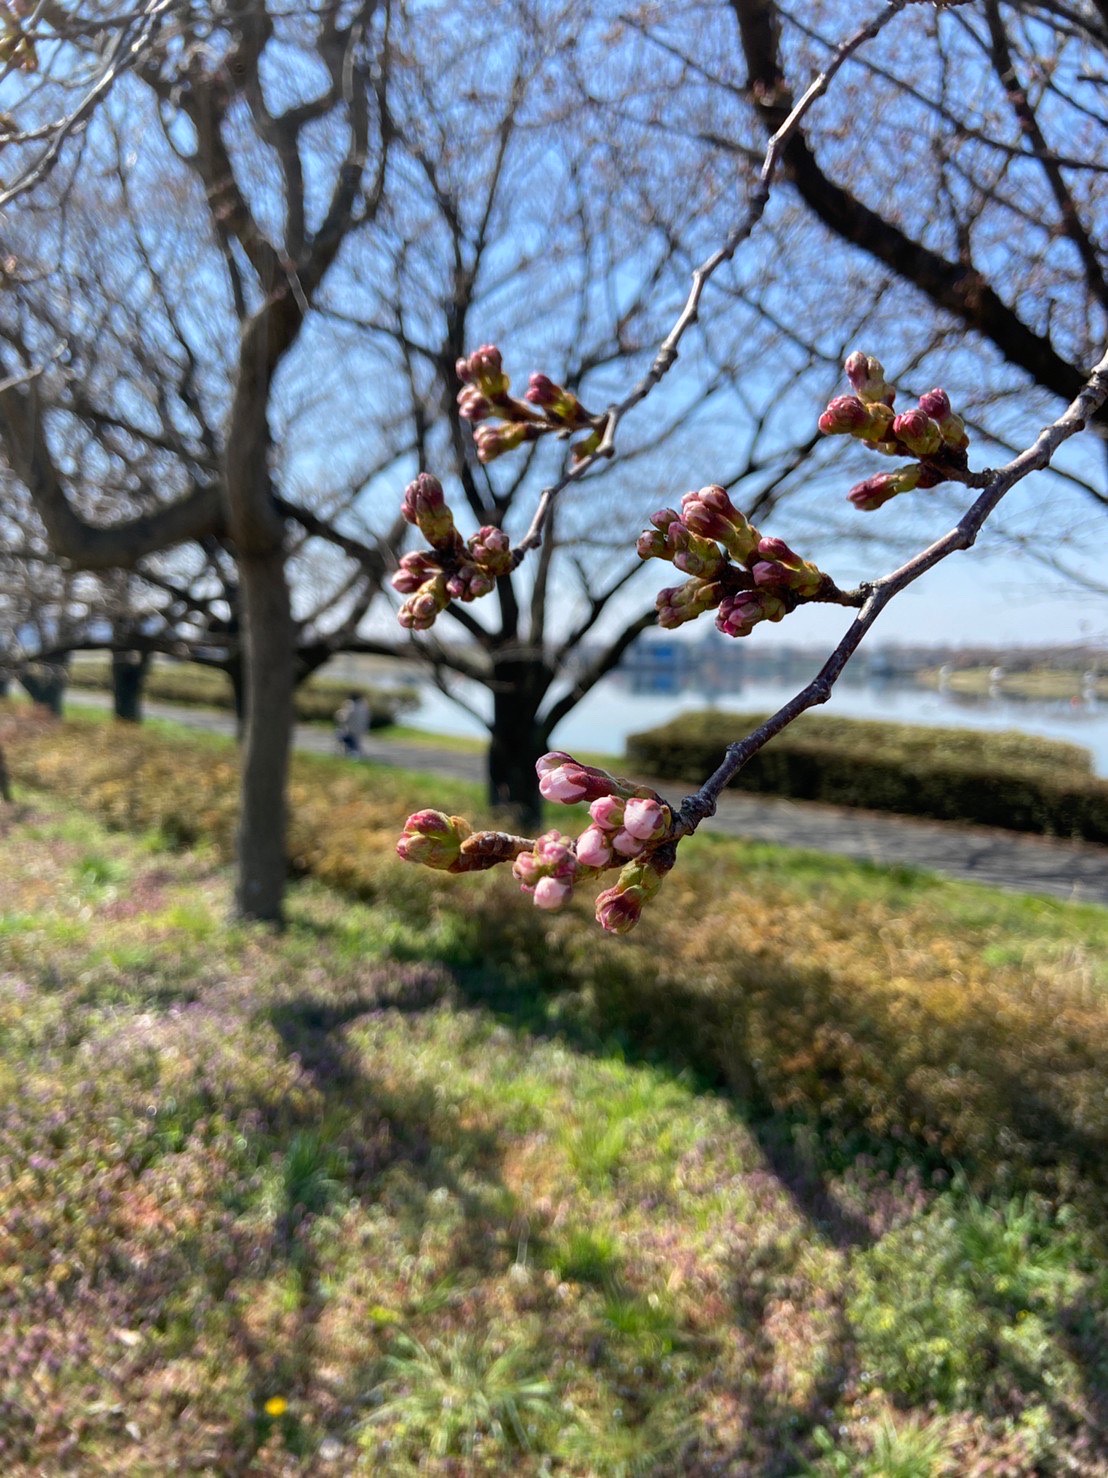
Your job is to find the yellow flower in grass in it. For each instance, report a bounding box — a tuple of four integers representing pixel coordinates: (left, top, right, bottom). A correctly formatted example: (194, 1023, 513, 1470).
(264, 1397, 289, 1418)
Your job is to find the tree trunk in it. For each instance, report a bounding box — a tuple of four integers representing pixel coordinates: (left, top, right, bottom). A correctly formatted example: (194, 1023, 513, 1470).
(20, 663, 67, 715)
(111, 650, 150, 722)
(233, 552, 295, 924)
(487, 654, 550, 830)
(226, 654, 247, 739)
(0, 743, 11, 803)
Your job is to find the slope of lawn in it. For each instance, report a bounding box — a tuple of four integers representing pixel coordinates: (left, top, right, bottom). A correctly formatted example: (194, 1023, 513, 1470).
(2, 718, 1108, 1472)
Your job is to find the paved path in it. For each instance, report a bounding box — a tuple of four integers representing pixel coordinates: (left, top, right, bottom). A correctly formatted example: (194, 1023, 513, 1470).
(72, 693, 1108, 907)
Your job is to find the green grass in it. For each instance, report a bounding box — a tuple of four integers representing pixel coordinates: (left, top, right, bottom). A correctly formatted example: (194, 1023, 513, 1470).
(2, 781, 1108, 1472)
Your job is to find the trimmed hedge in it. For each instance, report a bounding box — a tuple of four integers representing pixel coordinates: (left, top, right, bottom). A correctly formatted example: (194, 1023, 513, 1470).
(69, 658, 417, 729)
(626, 710, 1108, 842)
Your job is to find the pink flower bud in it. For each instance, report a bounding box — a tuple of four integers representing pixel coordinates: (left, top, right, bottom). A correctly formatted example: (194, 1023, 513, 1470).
(468, 525, 513, 576)
(458, 385, 492, 421)
(668, 522, 727, 580)
(650, 508, 682, 533)
(474, 421, 530, 463)
(917, 388, 950, 421)
(637, 529, 668, 561)
(818, 395, 870, 435)
(533, 876, 572, 911)
(892, 409, 942, 457)
(621, 796, 667, 842)
(594, 858, 666, 935)
(401, 473, 458, 550)
(445, 565, 495, 602)
(398, 574, 449, 630)
(457, 344, 508, 399)
(844, 352, 892, 403)
(655, 578, 725, 630)
(847, 464, 922, 511)
(391, 550, 440, 595)
(679, 486, 760, 564)
(589, 795, 625, 831)
(535, 754, 630, 805)
(611, 828, 645, 858)
(525, 373, 582, 427)
(575, 826, 613, 868)
(715, 590, 787, 640)
(396, 810, 470, 868)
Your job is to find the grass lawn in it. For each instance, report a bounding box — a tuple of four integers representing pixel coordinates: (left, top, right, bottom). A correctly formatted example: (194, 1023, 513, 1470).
(2, 718, 1108, 1472)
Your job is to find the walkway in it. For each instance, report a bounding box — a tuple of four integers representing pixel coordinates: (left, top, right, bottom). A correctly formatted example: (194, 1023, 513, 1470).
(72, 694, 1108, 907)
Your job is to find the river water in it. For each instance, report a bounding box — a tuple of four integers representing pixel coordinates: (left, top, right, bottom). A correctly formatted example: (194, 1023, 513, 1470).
(405, 674, 1108, 777)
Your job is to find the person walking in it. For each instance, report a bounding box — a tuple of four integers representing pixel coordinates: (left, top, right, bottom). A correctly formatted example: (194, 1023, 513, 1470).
(334, 692, 371, 758)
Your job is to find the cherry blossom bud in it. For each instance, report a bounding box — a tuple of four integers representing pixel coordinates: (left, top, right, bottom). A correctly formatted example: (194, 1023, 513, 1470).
(396, 810, 471, 868)
(456, 344, 509, 399)
(398, 574, 449, 630)
(750, 537, 825, 598)
(468, 525, 513, 576)
(513, 829, 580, 909)
(818, 395, 870, 435)
(525, 373, 583, 427)
(715, 589, 788, 639)
(533, 876, 573, 910)
(917, 388, 950, 421)
(650, 508, 682, 533)
(655, 578, 726, 630)
(679, 486, 760, 564)
(589, 795, 625, 831)
(458, 386, 492, 421)
(401, 473, 458, 550)
(937, 411, 969, 450)
(594, 858, 666, 935)
(892, 409, 942, 457)
(474, 421, 530, 463)
(637, 529, 668, 561)
(575, 826, 613, 868)
(391, 550, 441, 595)
(847, 464, 922, 511)
(844, 352, 892, 404)
(667, 522, 727, 580)
(537, 754, 636, 805)
(621, 796, 668, 842)
(445, 565, 495, 601)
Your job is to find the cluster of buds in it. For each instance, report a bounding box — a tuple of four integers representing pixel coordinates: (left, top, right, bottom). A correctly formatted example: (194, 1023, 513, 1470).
(396, 753, 677, 934)
(0, 2, 36, 73)
(392, 474, 513, 630)
(638, 485, 833, 640)
(456, 345, 605, 464)
(818, 354, 971, 511)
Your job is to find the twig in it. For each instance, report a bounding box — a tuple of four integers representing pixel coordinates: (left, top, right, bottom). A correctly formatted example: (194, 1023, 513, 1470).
(673, 343, 1108, 835)
(509, 0, 913, 567)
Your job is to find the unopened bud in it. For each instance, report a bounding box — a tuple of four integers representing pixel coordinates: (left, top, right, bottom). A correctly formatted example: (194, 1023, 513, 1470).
(474, 421, 530, 463)
(621, 796, 668, 843)
(537, 753, 638, 805)
(847, 464, 922, 511)
(667, 521, 727, 580)
(398, 574, 449, 630)
(750, 537, 824, 598)
(401, 473, 457, 550)
(892, 410, 942, 457)
(655, 578, 725, 630)
(391, 550, 441, 595)
(456, 344, 509, 399)
(715, 589, 788, 639)
(679, 486, 759, 564)
(844, 352, 892, 404)
(525, 373, 583, 427)
(594, 858, 666, 936)
(396, 810, 471, 868)
(917, 388, 950, 421)
(468, 525, 512, 575)
(458, 385, 492, 422)
(575, 825, 613, 868)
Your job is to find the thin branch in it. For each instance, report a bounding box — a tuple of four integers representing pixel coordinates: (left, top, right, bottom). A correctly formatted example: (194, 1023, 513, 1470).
(673, 343, 1108, 836)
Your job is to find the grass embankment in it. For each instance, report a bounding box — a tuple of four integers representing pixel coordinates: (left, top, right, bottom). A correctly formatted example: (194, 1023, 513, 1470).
(3, 710, 1108, 1472)
(627, 710, 1108, 842)
(68, 657, 416, 729)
